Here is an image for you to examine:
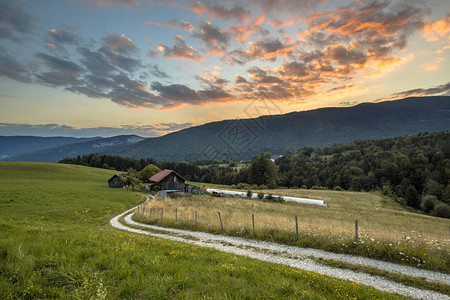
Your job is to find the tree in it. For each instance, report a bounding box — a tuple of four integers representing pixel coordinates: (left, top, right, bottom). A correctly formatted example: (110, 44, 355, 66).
(138, 164, 162, 182)
(405, 185, 420, 209)
(433, 203, 450, 219)
(421, 195, 437, 213)
(121, 169, 139, 191)
(247, 154, 278, 188)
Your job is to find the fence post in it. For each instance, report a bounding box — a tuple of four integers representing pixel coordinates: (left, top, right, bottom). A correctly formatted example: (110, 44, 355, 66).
(175, 208, 177, 221)
(355, 219, 359, 243)
(195, 210, 198, 226)
(143, 207, 145, 214)
(218, 211, 223, 231)
(150, 207, 152, 218)
(252, 213, 255, 234)
(161, 208, 164, 220)
(295, 216, 298, 236)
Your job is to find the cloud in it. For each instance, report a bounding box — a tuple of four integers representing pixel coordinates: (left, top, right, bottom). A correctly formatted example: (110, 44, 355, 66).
(104, 73, 162, 108)
(148, 64, 170, 78)
(299, 1, 425, 63)
(377, 82, 450, 101)
(44, 29, 81, 46)
(252, 0, 324, 15)
(151, 81, 232, 107)
(143, 20, 195, 31)
(0, 122, 193, 137)
(36, 52, 85, 74)
(234, 0, 427, 103)
(43, 29, 82, 54)
(327, 44, 367, 66)
(267, 15, 303, 27)
(235, 75, 249, 84)
(83, 0, 143, 8)
(227, 37, 296, 64)
(191, 2, 252, 23)
(0, 2, 37, 41)
(421, 57, 445, 71)
(103, 34, 139, 55)
(78, 47, 118, 75)
(158, 35, 205, 61)
(0, 47, 32, 83)
(121, 122, 194, 135)
(423, 13, 450, 41)
(193, 22, 231, 52)
(274, 61, 309, 78)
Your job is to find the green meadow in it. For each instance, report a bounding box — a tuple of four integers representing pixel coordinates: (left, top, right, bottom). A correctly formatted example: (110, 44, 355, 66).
(0, 162, 407, 299)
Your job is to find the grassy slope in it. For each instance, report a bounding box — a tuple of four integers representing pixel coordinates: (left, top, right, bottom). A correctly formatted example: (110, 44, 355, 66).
(0, 162, 404, 299)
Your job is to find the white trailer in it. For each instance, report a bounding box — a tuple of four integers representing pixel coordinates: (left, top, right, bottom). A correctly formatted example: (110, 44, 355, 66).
(206, 188, 325, 207)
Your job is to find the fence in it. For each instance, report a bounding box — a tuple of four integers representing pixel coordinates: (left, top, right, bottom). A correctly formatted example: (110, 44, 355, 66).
(136, 205, 363, 242)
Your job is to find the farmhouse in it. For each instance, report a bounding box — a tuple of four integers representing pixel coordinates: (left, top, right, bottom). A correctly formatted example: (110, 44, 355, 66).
(149, 169, 186, 192)
(107, 174, 124, 188)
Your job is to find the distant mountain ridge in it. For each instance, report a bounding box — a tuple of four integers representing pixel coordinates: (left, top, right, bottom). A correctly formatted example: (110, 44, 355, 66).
(2, 96, 449, 163)
(99, 96, 450, 161)
(0, 136, 98, 160)
(3, 135, 145, 162)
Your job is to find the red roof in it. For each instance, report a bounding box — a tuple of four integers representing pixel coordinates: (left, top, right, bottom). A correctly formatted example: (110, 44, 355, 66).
(149, 169, 186, 183)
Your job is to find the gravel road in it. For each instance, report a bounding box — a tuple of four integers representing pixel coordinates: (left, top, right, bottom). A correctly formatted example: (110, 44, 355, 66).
(110, 199, 449, 300)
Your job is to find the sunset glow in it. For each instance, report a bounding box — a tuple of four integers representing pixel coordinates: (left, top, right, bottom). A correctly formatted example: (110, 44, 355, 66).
(0, 0, 449, 137)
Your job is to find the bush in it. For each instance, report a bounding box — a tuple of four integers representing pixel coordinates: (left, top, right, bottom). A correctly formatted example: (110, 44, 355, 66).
(258, 184, 268, 190)
(433, 203, 450, 218)
(236, 182, 248, 189)
(246, 190, 253, 198)
(266, 193, 273, 200)
(333, 186, 344, 191)
(311, 185, 327, 190)
(382, 184, 392, 195)
(421, 195, 437, 213)
(257, 192, 265, 199)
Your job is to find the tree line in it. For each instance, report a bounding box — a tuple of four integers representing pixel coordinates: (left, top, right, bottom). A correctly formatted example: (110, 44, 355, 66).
(59, 131, 450, 218)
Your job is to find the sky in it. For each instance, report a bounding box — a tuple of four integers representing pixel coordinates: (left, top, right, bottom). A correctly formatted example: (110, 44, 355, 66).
(0, 0, 449, 137)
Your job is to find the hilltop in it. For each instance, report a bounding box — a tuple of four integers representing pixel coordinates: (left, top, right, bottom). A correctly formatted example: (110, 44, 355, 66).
(2, 96, 449, 162)
(101, 96, 450, 161)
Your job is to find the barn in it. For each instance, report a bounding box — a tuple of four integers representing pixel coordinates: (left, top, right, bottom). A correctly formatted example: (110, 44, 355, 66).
(149, 169, 186, 192)
(107, 173, 124, 188)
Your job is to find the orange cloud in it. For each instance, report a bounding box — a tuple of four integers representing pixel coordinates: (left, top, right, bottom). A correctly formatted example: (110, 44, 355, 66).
(267, 15, 303, 28)
(376, 82, 450, 102)
(421, 57, 445, 71)
(423, 14, 450, 41)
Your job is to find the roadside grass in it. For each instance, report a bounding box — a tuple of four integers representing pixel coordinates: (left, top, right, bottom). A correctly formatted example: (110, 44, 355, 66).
(313, 258, 450, 296)
(136, 191, 450, 273)
(0, 162, 407, 299)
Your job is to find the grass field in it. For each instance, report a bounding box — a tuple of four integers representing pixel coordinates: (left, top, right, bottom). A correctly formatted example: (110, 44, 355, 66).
(137, 182, 450, 273)
(0, 162, 407, 299)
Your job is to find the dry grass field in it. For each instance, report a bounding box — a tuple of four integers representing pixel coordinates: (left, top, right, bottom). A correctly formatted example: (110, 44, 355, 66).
(137, 186, 450, 272)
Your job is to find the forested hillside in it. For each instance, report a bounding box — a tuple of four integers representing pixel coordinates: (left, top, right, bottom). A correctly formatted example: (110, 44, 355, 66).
(99, 96, 450, 161)
(274, 132, 450, 217)
(60, 131, 450, 218)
